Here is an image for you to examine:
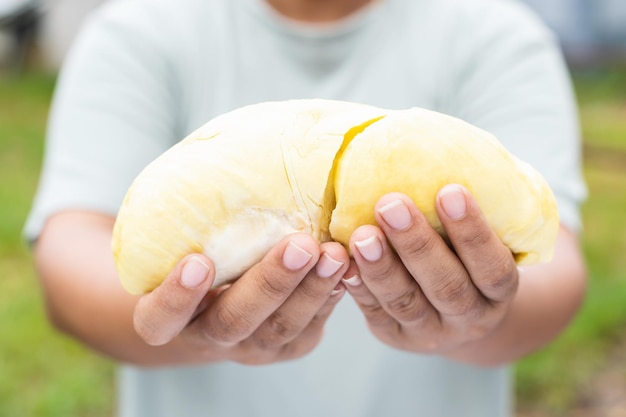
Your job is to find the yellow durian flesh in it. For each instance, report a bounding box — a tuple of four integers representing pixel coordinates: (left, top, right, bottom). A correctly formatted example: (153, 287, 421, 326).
(112, 99, 387, 294)
(330, 107, 559, 264)
(113, 99, 559, 295)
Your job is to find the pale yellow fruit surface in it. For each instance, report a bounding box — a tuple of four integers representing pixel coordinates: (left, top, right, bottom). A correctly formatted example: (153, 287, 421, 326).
(330, 107, 559, 265)
(112, 99, 387, 294)
(112, 99, 558, 295)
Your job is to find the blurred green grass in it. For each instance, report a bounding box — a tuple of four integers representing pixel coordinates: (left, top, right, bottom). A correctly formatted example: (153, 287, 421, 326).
(0, 69, 625, 416)
(0, 73, 114, 417)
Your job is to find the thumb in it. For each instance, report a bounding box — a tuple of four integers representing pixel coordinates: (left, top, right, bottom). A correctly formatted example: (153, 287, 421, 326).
(134, 254, 215, 346)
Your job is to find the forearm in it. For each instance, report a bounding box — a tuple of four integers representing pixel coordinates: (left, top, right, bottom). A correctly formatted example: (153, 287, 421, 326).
(34, 211, 210, 366)
(445, 227, 587, 366)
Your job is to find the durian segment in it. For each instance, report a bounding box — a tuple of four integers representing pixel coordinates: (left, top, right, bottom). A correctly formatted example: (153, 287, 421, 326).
(330, 107, 559, 264)
(112, 99, 387, 294)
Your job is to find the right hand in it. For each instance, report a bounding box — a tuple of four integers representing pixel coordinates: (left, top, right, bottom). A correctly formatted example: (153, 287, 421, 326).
(133, 233, 349, 365)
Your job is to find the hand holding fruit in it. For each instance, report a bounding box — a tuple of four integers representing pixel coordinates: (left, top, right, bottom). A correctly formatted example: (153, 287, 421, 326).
(133, 234, 350, 365)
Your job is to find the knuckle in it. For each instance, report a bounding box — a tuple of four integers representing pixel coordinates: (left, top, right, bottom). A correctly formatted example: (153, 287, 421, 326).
(255, 313, 297, 349)
(154, 294, 187, 318)
(385, 291, 429, 323)
(432, 277, 485, 317)
(451, 297, 485, 322)
(256, 271, 297, 301)
(361, 302, 394, 328)
(433, 276, 472, 306)
(296, 279, 326, 300)
(207, 303, 251, 345)
(365, 260, 398, 285)
(458, 227, 492, 248)
(483, 258, 518, 299)
(401, 232, 439, 261)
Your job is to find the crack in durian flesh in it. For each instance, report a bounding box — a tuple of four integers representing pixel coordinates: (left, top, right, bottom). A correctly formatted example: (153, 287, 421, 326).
(319, 116, 386, 240)
(279, 127, 311, 235)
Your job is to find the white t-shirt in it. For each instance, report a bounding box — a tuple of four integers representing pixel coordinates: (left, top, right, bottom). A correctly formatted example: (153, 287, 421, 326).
(25, 0, 587, 416)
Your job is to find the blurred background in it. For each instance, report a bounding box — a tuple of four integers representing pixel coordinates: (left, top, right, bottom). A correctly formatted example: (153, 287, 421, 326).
(1, 0, 625, 416)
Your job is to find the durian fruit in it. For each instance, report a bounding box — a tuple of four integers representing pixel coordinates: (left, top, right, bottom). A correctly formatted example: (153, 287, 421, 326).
(112, 99, 559, 295)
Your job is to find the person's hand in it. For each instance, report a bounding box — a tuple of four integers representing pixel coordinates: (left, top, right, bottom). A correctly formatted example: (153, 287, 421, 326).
(342, 185, 519, 356)
(133, 233, 349, 365)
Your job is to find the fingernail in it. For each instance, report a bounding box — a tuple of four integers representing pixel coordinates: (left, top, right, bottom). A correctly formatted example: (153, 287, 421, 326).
(316, 253, 344, 278)
(283, 241, 313, 270)
(181, 257, 210, 289)
(378, 199, 412, 230)
(354, 236, 383, 262)
(439, 185, 467, 220)
(342, 275, 362, 287)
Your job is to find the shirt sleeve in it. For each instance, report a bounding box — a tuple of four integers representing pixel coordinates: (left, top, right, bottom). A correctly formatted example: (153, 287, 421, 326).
(443, 0, 587, 233)
(24, 1, 181, 242)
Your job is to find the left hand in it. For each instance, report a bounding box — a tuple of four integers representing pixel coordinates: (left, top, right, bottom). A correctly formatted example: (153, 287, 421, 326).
(342, 184, 520, 355)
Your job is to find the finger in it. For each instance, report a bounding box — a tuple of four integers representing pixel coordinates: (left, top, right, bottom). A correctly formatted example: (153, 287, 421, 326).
(341, 261, 396, 331)
(251, 242, 349, 350)
(349, 225, 436, 327)
(187, 233, 319, 347)
(374, 193, 487, 318)
(134, 254, 215, 346)
(436, 184, 518, 303)
(277, 281, 346, 361)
